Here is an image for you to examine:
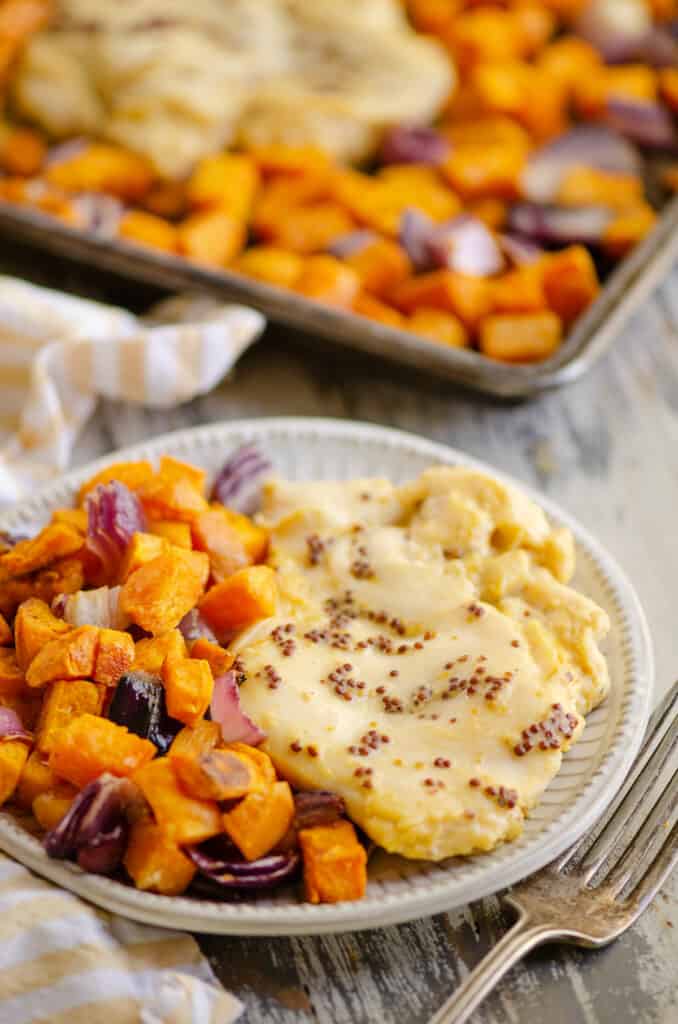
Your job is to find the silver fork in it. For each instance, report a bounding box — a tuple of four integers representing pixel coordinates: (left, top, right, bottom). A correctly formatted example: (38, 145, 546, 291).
(430, 680, 678, 1024)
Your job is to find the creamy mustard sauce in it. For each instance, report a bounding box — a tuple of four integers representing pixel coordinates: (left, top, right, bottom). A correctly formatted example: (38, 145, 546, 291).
(235, 467, 610, 861)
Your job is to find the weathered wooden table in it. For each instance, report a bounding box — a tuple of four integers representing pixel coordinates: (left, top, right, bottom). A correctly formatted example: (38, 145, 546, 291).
(3, 241, 676, 1023)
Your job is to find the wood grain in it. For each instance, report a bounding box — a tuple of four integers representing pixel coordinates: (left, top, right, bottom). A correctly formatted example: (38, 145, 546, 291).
(2, 238, 675, 1023)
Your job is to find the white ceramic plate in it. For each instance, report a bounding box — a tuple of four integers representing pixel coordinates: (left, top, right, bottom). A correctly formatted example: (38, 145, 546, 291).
(0, 418, 653, 935)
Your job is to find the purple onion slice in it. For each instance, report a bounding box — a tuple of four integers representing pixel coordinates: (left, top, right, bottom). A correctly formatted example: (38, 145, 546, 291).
(380, 124, 450, 167)
(575, 0, 650, 62)
(108, 672, 181, 755)
(85, 481, 146, 582)
(0, 707, 33, 744)
(507, 202, 613, 245)
(521, 126, 642, 203)
(211, 671, 266, 746)
(605, 99, 676, 151)
(211, 444, 272, 516)
(294, 791, 346, 830)
(400, 207, 436, 272)
(73, 193, 124, 238)
(44, 773, 143, 862)
(186, 842, 300, 891)
(59, 585, 129, 629)
(44, 138, 88, 167)
(327, 230, 378, 259)
(76, 821, 129, 875)
(427, 215, 504, 276)
(178, 609, 218, 646)
(499, 234, 544, 267)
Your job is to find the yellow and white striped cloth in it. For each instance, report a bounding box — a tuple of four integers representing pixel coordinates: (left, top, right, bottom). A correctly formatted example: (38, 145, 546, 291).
(0, 854, 243, 1024)
(0, 276, 265, 504)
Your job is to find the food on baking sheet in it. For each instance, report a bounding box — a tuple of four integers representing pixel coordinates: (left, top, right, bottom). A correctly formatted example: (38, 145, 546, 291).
(0, 444, 609, 901)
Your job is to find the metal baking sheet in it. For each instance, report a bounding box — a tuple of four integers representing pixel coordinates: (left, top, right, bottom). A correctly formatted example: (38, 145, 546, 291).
(0, 194, 675, 398)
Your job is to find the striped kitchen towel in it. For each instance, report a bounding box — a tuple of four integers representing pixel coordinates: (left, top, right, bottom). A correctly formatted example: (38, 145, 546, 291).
(0, 276, 265, 504)
(0, 854, 243, 1024)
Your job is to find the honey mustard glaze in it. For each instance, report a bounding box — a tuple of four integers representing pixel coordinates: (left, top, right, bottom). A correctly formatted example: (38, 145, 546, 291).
(234, 468, 610, 861)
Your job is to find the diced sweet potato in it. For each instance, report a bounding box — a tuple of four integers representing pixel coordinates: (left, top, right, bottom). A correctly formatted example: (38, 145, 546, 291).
(50, 714, 156, 789)
(443, 142, 526, 200)
(177, 209, 246, 266)
(123, 819, 196, 896)
(32, 786, 77, 831)
(391, 271, 493, 331)
(148, 521, 192, 549)
(51, 507, 88, 534)
(191, 506, 250, 582)
(94, 629, 135, 687)
(479, 312, 562, 363)
(133, 630, 186, 675)
(168, 719, 222, 761)
(162, 654, 213, 727)
(226, 742, 277, 786)
(133, 758, 222, 844)
(299, 820, 367, 904)
(185, 153, 259, 219)
(173, 747, 256, 801)
(492, 265, 548, 315)
(143, 180, 186, 219)
(574, 64, 658, 118)
(537, 36, 602, 96)
(603, 203, 657, 259)
(234, 246, 303, 289)
(661, 68, 678, 113)
(353, 292, 405, 329)
(190, 638, 234, 678)
(223, 780, 294, 861)
(248, 144, 331, 179)
(199, 566, 277, 634)
(0, 648, 25, 698)
(557, 167, 643, 209)
(294, 256, 360, 309)
(466, 197, 507, 231)
(252, 174, 332, 237)
(14, 597, 72, 672)
(264, 202, 356, 255)
(447, 8, 531, 68)
(0, 739, 30, 806)
(541, 246, 600, 324)
(16, 750, 55, 808)
(25, 626, 99, 689)
(218, 508, 269, 564)
(139, 472, 208, 524)
(0, 613, 11, 646)
(408, 309, 469, 348)
(77, 461, 154, 504)
(120, 549, 209, 635)
(46, 143, 155, 201)
(344, 239, 411, 300)
(0, 523, 82, 579)
(119, 532, 167, 583)
(159, 456, 207, 495)
(35, 679, 105, 755)
(118, 211, 178, 254)
(0, 127, 46, 176)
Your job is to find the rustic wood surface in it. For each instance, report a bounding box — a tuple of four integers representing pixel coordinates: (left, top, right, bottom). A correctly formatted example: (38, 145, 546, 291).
(2, 239, 675, 1023)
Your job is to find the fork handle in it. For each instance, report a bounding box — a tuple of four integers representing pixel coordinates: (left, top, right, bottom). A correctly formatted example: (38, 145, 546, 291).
(429, 913, 558, 1024)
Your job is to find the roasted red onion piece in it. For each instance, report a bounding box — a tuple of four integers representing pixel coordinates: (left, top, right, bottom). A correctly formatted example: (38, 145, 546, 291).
(400, 207, 436, 271)
(108, 672, 181, 755)
(499, 234, 544, 267)
(211, 444, 272, 516)
(294, 791, 346, 830)
(521, 126, 641, 203)
(380, 124, 450, 166)
(59, 585, 129, 629)
(76, 822, 129, 875)
(507, 202, 613, 245)
(0, 706, 32, 743)
(44, 773, 143, 865)
(427, 215, 504, 276)
(575, 0, 650, 62)
(44, 138, 88, 167)
(179, 609, 218, 645)
(211, 671, 266, 746)
(86, 481, 146, 582)
(605, 99, 676, 150)
(327, 230, 378, 259)
(186, 840, 300, 891)
(73, 194, 123, 238)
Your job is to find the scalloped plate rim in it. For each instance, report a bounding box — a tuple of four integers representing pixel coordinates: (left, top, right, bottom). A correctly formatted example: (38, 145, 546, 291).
(0, 417, 653, 935)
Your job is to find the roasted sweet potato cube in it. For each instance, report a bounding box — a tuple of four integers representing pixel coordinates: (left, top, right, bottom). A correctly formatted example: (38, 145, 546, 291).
(0, 557, 85, 621)
(661, 68, 678, 113)
(77, 461, 154, 504)
(299, 820, 367, 904)
(143, 180, 187, 219)
(223, 780, 294, 861)
(185, 153, 259, 219)
(191, 506, 250, 582)
(162, 654, 213, 726)
(133, 630, 186, 675)
(35, 680, 105, 755)
(557, 168, 643, 209)
(218, 509, 269, 564)
(492, 265, 548, 315)
(133, 758, 222, 844)
(139, 474, 208, 525)
(159, 456, 207, 495)
(119, 532, 167, 582)
(14, 597, 72, 672)
(0, 523, 82, 579)
(16, 750, 55, 808)
(199, 566, 277, 634)
(94, 629, 135, 687)
(25, 626, 99, 689)
(50, 714, 156, 788)
(574, 65, 658, 118)
(51, 507, 88, 534)
(248, 144, 331, 179)
(226, 742, 277, 786)
(479, 312, 562, 363)
(0, 613, 10, 646)
(168, 719, 222, 761)
(353, 292, 405, 329)
(148, 521, 192, 549)
(32, 786, 77, 831)
(123, 820, 196, 896)
(177, 209, 246, 266)
(0, 649, 25, 697)
(442, 142, 526, 200)
(0, 127, 45, 176)
(537, 37, 602, 96)
(119, 211, 178, 253)
(120, 549, 209, 635)
(252, 174, 331, 237)
(408, 309, 469, 348)
(345, 239, 411, 300)
(189, 638, 234, 678)
(541, 246, 600, 324)
(46, 143, 155, 201)
(173, 748, 256, 801)
(392, 271, 493, 331)
(603, 203, 657, 259)
(294, 256, 360, 309)
(467, 198, 507, 231)
(264, 203, 355, 255)
(234, 246, 303, 289)
(0, 739, 30, 806)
